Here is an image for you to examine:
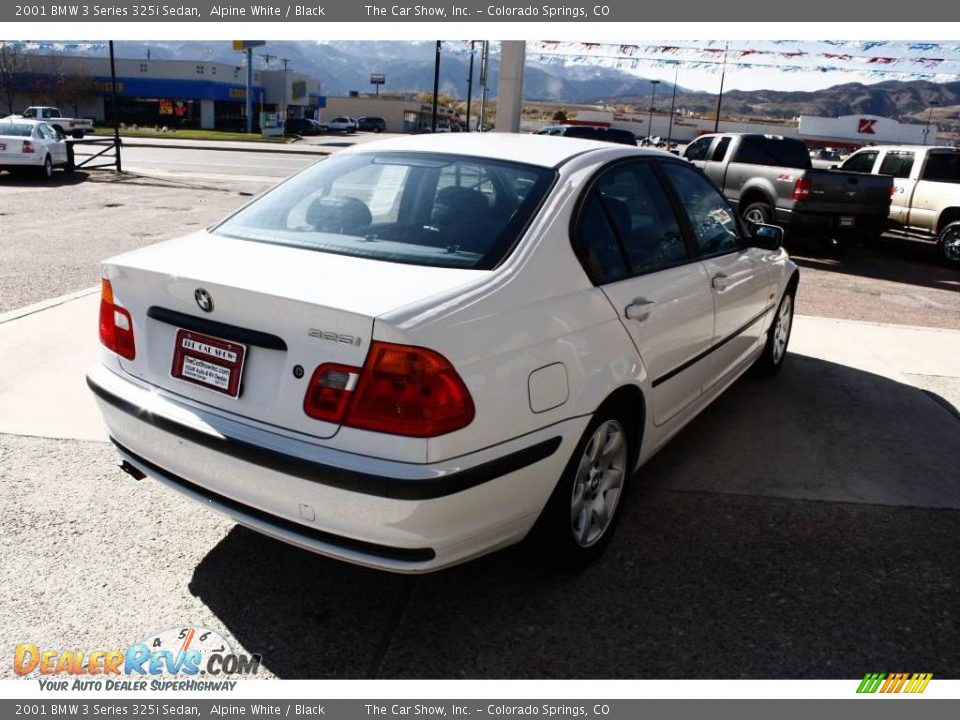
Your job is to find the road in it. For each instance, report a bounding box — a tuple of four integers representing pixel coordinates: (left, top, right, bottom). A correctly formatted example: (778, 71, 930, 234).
(121, 146, 320, 182)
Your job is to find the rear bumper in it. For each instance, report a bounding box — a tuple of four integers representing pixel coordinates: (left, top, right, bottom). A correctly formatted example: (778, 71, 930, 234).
(87, 364, 585, 573)
(0, 155, 42, 167)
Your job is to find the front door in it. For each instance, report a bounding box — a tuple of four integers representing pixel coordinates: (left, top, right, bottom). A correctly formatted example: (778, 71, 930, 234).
(660, 162, 774, 387)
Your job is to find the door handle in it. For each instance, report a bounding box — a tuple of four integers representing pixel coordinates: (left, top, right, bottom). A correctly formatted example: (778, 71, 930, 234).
(711, 273, 729, 291)
(625, 297, 655, 321)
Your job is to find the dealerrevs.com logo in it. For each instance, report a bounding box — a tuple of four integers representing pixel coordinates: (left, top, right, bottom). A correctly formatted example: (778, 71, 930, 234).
(856, 673, 933, 694)
(14, 626, 262, 691)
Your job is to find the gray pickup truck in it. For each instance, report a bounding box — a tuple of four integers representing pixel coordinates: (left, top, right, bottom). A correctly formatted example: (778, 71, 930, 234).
(840, 145, 960, 264)
(683, 133, 893, 241)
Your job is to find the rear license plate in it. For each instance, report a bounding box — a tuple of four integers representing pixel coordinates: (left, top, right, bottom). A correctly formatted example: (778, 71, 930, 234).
(171, 329, 246, 398)
(839, 216, 855, 227)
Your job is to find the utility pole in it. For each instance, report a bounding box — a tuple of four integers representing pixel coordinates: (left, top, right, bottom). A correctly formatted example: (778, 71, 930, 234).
(647, 79, 660, 143)
(259, 52, 275, 69)
(666, 64, 679, 151)
(281, 58, 291, 72)
(465, 41, 475, 132)
(714, 41, 728, 133)
(245, 46, 253, 133)
(478, 40, 489, 131)
(924, 100, 939, 145)
(431, 41, 441, 133)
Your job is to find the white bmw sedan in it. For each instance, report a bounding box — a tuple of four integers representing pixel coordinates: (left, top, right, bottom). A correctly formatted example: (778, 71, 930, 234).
(88, 134, 798, 573)
(0, 119, 70, 179)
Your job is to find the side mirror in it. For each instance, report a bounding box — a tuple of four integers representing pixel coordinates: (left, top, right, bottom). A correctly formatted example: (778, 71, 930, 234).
(748, 223, 784, 250)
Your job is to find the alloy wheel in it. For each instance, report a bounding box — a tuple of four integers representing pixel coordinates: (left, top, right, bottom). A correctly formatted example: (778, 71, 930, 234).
(570, 419, 627, 548)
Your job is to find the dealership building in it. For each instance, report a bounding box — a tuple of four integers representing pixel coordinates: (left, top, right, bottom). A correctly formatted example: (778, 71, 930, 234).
(7, 54, 325, 130)
(564, 109, 939, 148)
(324, 96, 461, 133)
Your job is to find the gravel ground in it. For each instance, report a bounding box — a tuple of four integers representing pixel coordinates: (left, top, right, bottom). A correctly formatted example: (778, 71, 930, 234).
(0, 171, 271, 313)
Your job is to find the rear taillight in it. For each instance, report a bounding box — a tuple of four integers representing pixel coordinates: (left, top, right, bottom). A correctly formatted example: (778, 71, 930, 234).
(303, 364, 360, 423)
(890, 183, 897, 197)
(302, 342, 475, 437)
(793, 178, 811, 201)
(21, 140, 34, 154)
(98, 279, 136, 360)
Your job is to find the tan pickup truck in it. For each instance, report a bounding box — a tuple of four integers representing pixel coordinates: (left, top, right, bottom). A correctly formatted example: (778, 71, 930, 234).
(839, 145, 960, 264)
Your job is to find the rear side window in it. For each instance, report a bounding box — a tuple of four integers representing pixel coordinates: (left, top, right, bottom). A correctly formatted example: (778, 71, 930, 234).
(878, 152, 915, 179)
(922, 152, 960, 183)
(575, 161, 689, 283)
(735, 137, 811, 169)
(710, 137, 731, 162)
(213, 152, 555, 270)
(841, 151, 878, 174)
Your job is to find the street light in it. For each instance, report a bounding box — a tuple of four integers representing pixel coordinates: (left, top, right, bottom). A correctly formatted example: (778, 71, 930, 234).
(647, 79, 660, 144)
(924, 100, 939, 146)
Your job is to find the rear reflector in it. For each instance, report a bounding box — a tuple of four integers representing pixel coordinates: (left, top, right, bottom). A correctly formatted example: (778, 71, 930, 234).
(99, 279, 136, 360)
(793, 178, 811, 201)
(302, 342, 475, 437)
(303, 364, 360, 423)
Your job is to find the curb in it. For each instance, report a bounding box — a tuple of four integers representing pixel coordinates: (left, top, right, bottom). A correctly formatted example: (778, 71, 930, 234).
(0, 286, 99, 325)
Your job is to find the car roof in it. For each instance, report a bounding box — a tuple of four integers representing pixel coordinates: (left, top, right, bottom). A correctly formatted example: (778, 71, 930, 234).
(852, 145, 959, 153)
(340, 132, 662, 168)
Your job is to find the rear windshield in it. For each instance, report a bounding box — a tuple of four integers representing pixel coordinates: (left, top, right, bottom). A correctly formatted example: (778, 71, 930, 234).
(0, 122, 34, 137)
(213, 152, 556, 269)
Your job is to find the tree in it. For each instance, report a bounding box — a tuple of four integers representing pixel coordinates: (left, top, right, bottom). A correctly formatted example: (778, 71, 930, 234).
(0, 42, 29, 115)
(552, 109, 568, 122)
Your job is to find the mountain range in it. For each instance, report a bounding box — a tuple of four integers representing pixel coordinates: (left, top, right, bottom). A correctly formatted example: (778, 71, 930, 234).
(98, 41, 960, 122)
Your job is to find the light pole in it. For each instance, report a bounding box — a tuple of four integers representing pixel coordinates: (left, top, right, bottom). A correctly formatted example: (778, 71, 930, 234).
(666, 64, 679, 151)
(431, 41, 441, 133)
(924, 101, 939, 145)
(647, 79, 660, 144)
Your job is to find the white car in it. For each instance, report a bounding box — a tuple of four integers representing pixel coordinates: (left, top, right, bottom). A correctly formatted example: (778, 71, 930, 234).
(0, 119, 71, 179)
(88, 134, 798, 573)
(435, 122, 452, 133)
(326, 116, 357, 133)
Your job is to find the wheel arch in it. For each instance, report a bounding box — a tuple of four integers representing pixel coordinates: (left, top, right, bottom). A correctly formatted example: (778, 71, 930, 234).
(739, 186, 776, 213)
(936, 208, 960, 235)
(594, 384, 646, 470)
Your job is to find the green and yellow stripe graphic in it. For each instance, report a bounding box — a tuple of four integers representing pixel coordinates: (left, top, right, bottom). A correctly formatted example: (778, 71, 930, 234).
(857, 672, 933, 694)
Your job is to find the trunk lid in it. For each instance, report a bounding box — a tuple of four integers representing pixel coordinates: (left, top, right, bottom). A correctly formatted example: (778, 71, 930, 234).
(105, 231, 485, 438)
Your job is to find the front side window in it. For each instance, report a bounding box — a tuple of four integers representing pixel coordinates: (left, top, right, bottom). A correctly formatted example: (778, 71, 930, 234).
(684, 136, 712, 161)
(841, 151, 878, 174)
(213, 152, 555, 270)
(661, 162, 741, 256)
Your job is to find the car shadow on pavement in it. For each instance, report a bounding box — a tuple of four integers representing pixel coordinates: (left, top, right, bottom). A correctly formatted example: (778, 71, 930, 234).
(786, 234, 959, 293)
(188, 354, 960, 679)
(0, 170, 90, 187)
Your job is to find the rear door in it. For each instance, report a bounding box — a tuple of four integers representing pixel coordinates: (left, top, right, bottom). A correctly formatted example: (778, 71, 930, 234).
(701, 135, 732, 190)
(573, 158, 714, 426)
(910, 150, 960, 234)
(876, 150, 918, 228)
(660, 161, 775, 388)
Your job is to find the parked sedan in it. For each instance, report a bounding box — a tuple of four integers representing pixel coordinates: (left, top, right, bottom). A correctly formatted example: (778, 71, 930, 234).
(0, 119, 71, 179)
(88, 135, 798, 573)
(284, 118, 326, 136)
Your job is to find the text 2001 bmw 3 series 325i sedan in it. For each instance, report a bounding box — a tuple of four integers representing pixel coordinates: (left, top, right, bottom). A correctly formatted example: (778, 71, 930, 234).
(88, 134, 798, 573)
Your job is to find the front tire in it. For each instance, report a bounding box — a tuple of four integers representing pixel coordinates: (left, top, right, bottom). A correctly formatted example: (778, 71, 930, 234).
(937, 221, 960, 266)
(533, 409, 633, 567)
(755, 289, 795, 376)
(38, 155, 53, 181)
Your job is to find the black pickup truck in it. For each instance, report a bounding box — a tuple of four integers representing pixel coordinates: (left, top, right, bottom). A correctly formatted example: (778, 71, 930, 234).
(683, 133, 893, 239)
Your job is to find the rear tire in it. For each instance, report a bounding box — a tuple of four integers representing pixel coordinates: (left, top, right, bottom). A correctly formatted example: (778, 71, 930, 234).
(937, 221, 960, 267)
(742, 202, 773, 228)
(531, 406, 635, 568)
(755, 289, 795, 377)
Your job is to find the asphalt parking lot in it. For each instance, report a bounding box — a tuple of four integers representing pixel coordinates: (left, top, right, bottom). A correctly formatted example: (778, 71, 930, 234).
(1, 148, 958, 679)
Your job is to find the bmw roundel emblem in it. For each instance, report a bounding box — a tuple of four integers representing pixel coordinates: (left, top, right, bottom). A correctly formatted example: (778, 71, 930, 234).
(194, 288, 214, 313)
